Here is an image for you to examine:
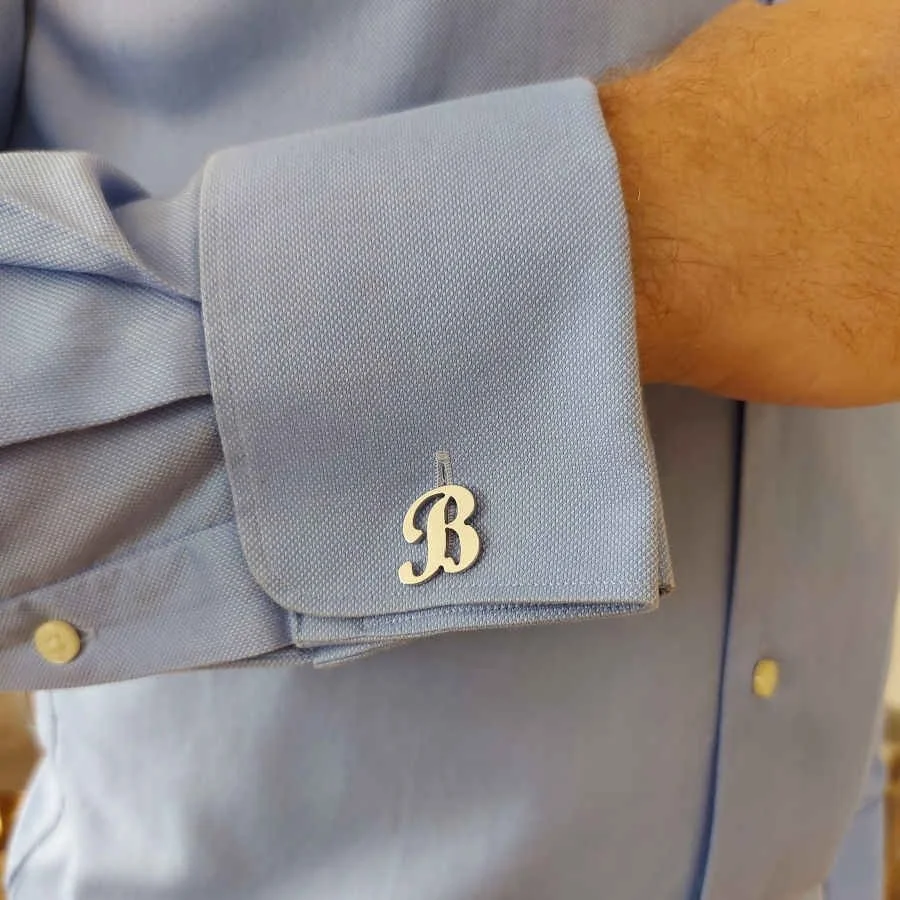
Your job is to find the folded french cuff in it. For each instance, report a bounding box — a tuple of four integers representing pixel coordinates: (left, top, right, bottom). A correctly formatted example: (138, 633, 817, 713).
(199, 78, 672, 652)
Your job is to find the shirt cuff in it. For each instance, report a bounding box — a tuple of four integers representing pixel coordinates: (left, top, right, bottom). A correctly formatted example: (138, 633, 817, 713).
(199, 77, 672, 651)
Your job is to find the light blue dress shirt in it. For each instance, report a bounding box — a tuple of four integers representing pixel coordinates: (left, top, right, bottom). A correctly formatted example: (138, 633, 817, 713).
(0, 1, 894, 898)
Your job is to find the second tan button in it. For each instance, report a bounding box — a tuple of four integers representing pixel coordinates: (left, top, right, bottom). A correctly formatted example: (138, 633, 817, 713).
(34, 620, 82, 665)
(752, 658, 780, 698)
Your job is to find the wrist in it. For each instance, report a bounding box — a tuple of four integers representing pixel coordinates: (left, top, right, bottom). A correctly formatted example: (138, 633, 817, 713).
(596, 76, 705, 388)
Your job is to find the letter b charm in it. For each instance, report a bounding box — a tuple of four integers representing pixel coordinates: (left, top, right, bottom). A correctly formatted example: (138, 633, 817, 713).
(398, 485, 481, 585)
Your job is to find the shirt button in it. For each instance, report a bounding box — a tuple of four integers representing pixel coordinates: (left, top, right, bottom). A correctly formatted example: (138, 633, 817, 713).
(33, 620, 82, 665)
(752, 658, 780, 698)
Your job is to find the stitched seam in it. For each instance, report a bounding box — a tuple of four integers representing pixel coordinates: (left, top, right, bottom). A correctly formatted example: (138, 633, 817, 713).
(0, 389, 212, 454)
(0, 257, 195, 304)
(4, 516, 236, 607)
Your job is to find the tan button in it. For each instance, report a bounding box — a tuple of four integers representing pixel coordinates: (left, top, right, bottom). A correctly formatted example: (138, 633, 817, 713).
(34, 620, 82, 665)
(752, 658, 780, 698)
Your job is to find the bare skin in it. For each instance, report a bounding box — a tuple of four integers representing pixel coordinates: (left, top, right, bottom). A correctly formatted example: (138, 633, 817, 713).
(597, 0, 900, 407)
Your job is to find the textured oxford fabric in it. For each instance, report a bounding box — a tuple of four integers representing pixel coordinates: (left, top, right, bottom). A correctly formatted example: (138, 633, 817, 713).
(201, 80, 670, 637)
(0, 1, 896, 899)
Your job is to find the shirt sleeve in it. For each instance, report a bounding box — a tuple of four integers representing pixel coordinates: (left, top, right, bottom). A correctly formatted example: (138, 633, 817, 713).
(0, 60, 672, 686)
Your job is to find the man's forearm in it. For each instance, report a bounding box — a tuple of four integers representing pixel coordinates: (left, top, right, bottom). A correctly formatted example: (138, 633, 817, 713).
(597, 76, 685, 389)
(596, 0, 900, 408)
